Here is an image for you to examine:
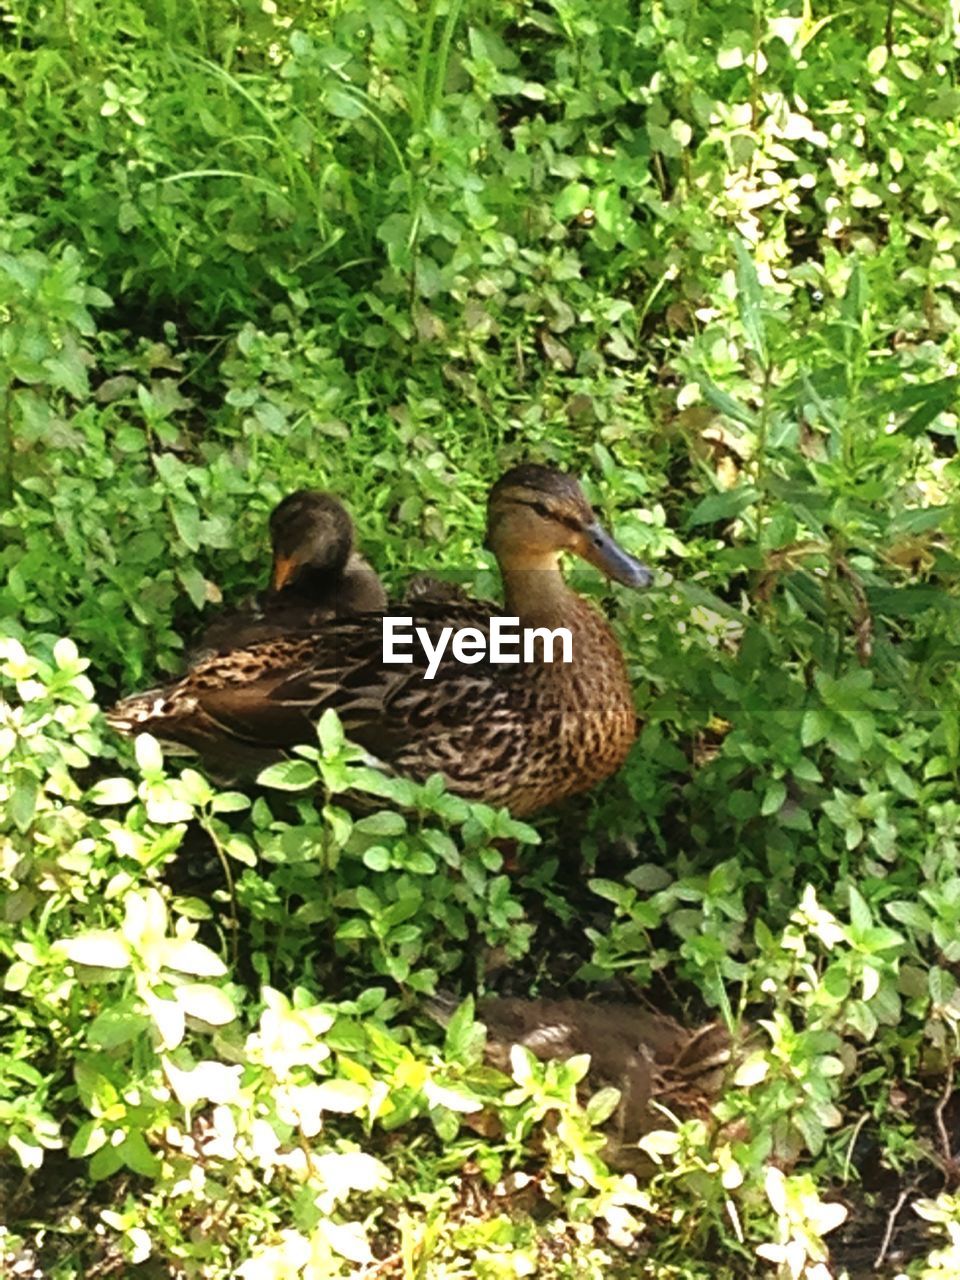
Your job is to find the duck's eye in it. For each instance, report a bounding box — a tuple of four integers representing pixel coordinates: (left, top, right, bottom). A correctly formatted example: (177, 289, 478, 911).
(529, 501, 552, 519)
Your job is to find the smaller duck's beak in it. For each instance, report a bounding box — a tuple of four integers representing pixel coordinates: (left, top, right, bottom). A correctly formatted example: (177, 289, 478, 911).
(581, 521, 653, 589)
(271, 553, 299, 592)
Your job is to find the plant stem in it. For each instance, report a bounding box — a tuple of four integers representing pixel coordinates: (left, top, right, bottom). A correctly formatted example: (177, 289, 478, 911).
(0, 387, 12, 506)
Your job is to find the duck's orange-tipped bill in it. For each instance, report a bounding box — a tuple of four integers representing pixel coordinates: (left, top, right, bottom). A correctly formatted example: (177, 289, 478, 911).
(271, 553, 299, 592)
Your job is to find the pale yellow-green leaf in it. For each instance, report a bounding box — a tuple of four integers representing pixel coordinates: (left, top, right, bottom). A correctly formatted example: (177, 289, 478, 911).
(811, 1198, 848, 1235)
(866, 45, 887, 75)
(89, 776, 137, 806)
(717, 43, 745, 69)
(318, 1219, 373, 1265)
(509, 1043, 538, 1085)
(53, 637, 81, 668)
(637, 1128, 681, 1159)
(156, 938, 227, 978)
(423, 1079, 483, 1114)
(144, 991, 185, 1050)
(134, 733, 164, 775)
(55, 931, 131, 971)
(164, 1058, 243, 1106)
(861, 965, 880, 1001)
(4, 960, 31, 992)
(313, 1150, 390, 1195)
(123, 888, 168, 950)
(720, 1152, 744, 1190)
(0, 637, 28, 668)
(9, 1133, 45, 1171)
(176, 982, 235, 1026)
(732, 1051, 769, 1087)
(763, 1164, 788, 1216)
(144, 787, 195, 824)
(312, 1078, 370, 1114)
(277, 1083, 326, 1137)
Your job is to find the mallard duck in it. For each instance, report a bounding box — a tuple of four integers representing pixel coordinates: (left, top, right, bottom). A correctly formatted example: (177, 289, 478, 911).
(108, 465, 651, 814)
(427, 994, 739, 1173)
(191, 490, 386, 660)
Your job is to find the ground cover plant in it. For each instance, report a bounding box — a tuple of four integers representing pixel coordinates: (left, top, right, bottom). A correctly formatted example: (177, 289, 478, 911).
(1, 0, 959, 1274)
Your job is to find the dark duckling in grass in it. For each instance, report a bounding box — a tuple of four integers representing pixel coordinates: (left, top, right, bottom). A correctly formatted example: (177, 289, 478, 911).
(192, 490, 386, 661)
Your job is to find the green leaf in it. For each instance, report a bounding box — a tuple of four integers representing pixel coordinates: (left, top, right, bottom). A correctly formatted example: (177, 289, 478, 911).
(697, 376, 757, 428)
(9, 770, 39, 832)
(354, 811, 407, 837)
(119, 1130, 161, 1177)
(760, 779, 786, 817)
(929, 967, 957, 1007)
(362, 846, 391, 872)
(686, 485, 760, 529)
(88, 1006, 152, 1048)
(325, 84, 364, 119)
(587, 878, 636, 910)
(177, 565, 207, 610)
(170, 500, 201, 552)
(847, 885, 872, 935)
(889, 376, 960, 437)
(317, 708, 346, 755)
(212, 791, 251, 814)
(884, 761, 917, 799)
(257, 759, 317, 790)
(594, 186, 625, 234)
(840, 258, 867, 331)
(403, 849, 436, 874)
(444, 995, 482, 1061)
(89, 1144, 124, 1182)
(554, 182, 590, 221)
(585, 1086, 621, 1126)
(734, 238, 768, 368)
(43, 337, 90, 398)
(421, 830, 459, 867)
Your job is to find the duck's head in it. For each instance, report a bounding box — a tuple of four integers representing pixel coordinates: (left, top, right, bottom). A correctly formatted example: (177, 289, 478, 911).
(485, 464, 653, 588)
(268, 491, 354, 591)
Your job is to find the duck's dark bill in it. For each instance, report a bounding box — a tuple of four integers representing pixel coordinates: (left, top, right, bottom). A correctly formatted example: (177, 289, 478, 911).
(581, 522, 653, 589)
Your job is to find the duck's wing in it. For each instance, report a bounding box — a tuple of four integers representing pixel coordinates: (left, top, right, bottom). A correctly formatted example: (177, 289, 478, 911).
(108, 599, 510, 761)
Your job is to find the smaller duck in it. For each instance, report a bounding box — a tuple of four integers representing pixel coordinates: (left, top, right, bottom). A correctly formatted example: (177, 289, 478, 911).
(192, 490, 386, 660)
(429, 995, 742, 1173)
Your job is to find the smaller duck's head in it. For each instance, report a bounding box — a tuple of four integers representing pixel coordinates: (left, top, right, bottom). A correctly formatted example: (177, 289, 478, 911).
(486, 464, 653, 588)
(268, 490, 354, 592)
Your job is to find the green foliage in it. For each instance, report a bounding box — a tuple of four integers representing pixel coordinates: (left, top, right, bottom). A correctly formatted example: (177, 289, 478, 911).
(1, 0, 960, 1274)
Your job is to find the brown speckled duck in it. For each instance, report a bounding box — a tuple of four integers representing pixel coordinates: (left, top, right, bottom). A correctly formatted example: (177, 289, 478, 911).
(192, 490, 386, 660)
(108, 465, 650, 814)
(428, 994, 740, 1173)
